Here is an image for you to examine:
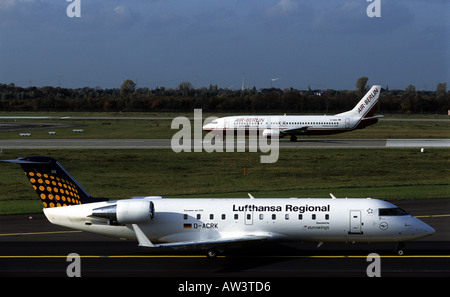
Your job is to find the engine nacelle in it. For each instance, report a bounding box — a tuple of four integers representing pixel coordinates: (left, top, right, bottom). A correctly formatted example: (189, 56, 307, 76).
(262, 129, 280, 138)
(92, 200, 154, 224)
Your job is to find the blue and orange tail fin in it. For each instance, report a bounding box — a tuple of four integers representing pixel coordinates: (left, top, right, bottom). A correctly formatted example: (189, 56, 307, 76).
(2, 156, 108, 208)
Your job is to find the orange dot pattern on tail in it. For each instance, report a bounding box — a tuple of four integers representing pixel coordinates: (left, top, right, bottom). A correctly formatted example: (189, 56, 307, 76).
(25, 171, 81, 207)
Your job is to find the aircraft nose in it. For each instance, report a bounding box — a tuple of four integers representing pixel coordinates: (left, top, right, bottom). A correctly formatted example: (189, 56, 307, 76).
(424, 224, 435, 236)
(415, 218, 435, 237)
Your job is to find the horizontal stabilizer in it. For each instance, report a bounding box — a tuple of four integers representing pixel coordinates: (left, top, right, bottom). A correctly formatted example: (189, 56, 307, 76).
(361, 115, 384, 121)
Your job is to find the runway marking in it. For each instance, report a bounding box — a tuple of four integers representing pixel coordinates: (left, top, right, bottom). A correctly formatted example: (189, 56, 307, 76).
(415, 214, 450, 218)
(0, 255, 211, 259)
(0, 230, 82, 237)
(0, 255, 448, 259)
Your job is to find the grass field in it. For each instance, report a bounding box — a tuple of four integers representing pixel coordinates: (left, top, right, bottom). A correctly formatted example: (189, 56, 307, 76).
(0, 148, 448, 215)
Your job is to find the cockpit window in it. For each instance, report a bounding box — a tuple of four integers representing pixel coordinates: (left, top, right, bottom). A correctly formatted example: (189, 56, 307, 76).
(379, 208, 409, 216)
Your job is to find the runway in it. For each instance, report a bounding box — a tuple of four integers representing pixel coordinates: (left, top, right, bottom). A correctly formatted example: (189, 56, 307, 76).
(0, 199, 448, 277)
(0, 138, 449, 149)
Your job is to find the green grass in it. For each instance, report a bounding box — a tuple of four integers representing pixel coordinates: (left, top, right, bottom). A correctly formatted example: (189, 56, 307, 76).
(0, 149, 448, 214)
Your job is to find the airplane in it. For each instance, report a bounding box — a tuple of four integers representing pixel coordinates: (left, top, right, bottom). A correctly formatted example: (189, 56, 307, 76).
(2, 156, 434, 257)
(203, 85, 383, 142)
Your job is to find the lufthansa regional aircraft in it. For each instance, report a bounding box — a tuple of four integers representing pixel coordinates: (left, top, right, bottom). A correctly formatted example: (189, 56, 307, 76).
(203, 85, 382, 142)
(2, 156, 434, 257)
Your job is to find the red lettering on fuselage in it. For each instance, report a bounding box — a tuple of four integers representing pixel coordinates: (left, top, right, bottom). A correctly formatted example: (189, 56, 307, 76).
(359, 88, 378, 114)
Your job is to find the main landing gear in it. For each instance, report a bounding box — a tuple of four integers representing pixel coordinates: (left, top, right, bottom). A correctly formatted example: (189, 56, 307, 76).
(206, 247, 224, 258)
(206, 249, 218, 258)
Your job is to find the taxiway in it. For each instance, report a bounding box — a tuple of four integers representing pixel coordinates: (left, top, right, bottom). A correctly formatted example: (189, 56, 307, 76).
(0, 138, 449, 149)
(0, 199, 448, 277)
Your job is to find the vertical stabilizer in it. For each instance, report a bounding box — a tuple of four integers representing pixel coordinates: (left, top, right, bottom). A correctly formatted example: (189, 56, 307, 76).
(336, 85, 381, 118)
(1, 156, 108, 208)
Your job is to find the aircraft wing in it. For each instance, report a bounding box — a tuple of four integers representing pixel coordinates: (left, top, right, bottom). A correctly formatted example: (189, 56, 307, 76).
(153, 234, 271, 249)
(133, 225, 272, 251)
(280, 126, 309, 135)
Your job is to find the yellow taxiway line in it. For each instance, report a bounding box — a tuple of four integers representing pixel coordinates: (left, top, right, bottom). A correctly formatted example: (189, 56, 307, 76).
(0, 255, 448, 259)
(0, 230, 82, 236)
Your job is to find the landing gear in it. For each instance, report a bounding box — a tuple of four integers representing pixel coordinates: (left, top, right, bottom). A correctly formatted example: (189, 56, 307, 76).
(206, 250, 216, 258)
(395, 242, 405, 256)
(206, 248, 219, 258)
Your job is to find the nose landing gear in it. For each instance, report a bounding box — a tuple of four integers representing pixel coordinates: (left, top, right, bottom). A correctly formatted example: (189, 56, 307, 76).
(395, 242, 405, 256)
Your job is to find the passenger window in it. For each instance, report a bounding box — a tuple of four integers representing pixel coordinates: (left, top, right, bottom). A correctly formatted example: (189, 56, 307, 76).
(259, 214, 264, 220)
(312, 214, 316, 220)
(285, 214, 289, 220)
(234, 214, 239, 220)
(325, 214, 329, 220)
(298, 214, 303, 220)
(221, 214, 226, 220)
(272, 214, 276, 220)
(210, 214, 214, 220)
(183, 214, 188, 220)
(196, 214, 201, 220)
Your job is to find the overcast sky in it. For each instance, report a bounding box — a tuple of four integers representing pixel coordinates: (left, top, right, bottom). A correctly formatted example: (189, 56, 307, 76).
(0, 0, 448, 90)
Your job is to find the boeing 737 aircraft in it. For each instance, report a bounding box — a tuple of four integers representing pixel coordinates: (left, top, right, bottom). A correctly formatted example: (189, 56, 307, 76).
(203, 85, 382, 142)
(2, 156, 434, 257)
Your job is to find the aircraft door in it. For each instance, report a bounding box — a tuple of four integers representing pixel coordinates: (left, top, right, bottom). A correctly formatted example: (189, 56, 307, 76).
(349, 210, 363, 234)
(345, 118, 350, 129)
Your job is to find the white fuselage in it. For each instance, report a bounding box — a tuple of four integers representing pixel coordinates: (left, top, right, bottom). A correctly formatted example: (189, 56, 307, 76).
(43, 197, 434, 245)
(203, 115, 360, 136)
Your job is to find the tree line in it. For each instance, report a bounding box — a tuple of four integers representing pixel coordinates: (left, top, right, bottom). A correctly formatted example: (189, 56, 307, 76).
(0, 79, 448, 114)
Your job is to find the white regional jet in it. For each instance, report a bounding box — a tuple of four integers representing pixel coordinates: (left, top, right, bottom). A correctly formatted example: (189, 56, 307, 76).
(203, 85, 383, 142)
(2, 156, 434, 257)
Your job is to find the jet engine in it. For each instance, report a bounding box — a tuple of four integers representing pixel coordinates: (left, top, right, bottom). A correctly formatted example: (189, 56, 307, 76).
(92, 200, 154, 224)
(262, 129, 281, 138)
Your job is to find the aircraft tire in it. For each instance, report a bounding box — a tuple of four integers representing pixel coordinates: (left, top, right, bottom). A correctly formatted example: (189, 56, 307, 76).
(206, 249, 218, 258)
(395, 242, 405, 256)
